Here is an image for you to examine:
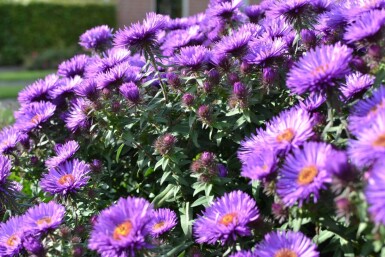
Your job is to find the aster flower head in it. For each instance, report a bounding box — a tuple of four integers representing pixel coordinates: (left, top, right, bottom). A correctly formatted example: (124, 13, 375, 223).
(119, 82, 140, 105)
(264, 107, 314, 154)
(348, 110, 385, 168)
(74, 79, 99, 101)
(245, 5, 264, 23)
(299, 93, 326, 111)
(49, 76, 82, 100)
(301, 29, 317, 49)
(0, 216, 25, 257)
(14, 101, 56, 133)
(276, 141, 334, 206)
(287, 43, 353, 95)
(365, 159, 385, 225)
(193, 190, 259, 245)
(97, 62, 141, 90)
(22, 232, 45, 256)
(45, 140, 80, 169)
(79, 25, 113, 51)
(344, 9, 385, 43)
(244, 37, 287, 67)
(114, 12, 168, 52)
(24, 201, 65, 234)
(174, 45, 211, 72)
(0, 126, 23, 154)
(182, 93, 195, 107)
(261, 16, 293, 38)
(208, 0, 244, 21)
(0, 155, 11, 185)
(348, 85, 385, 136)
(88, 196, 153, 256)
(214, 29, 252, 58)
(40, 159, 90, 195)
(240, 147, 277, 181)
(58, 54, 90, 78)
(18, 74, 60, 106)
(266, 0, 311, 23)
(154, 134, 177, 156)
(255, 230, 319, 257)
(340, 72, 375, 101)
(65, 98, 92, 133)
(148, 208, 177, 237)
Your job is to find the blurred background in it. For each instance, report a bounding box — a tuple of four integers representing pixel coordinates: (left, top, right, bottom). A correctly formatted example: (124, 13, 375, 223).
(0, 0, 260, 127)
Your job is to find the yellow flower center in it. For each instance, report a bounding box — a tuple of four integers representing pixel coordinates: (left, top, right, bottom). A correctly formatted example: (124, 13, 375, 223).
(219, 213, 237, 226)
(312, 64, 329, 76)
(373, 133, 385, 147)
(31, 114, 41, 124)
(113, 221, 133, 240)
(276, 128, 295, 143)
(153, 221, 165, 230)
(58, 174, 75, 185)
(297, 165, 318, 185)
(6, 235, 18, 247)
(36, 216, 52, 225)
(275, 248, 298, 257)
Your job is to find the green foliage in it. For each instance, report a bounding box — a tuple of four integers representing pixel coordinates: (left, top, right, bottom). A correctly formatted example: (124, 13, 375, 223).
(0, 2, 116, 65)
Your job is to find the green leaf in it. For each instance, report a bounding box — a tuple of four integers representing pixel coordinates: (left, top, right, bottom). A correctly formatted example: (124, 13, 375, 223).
(144, 167, 155, 177)
(160, 171, 172, 185)
(180, 202, 192, 237)
(115, 144, 124, 162)
(155, 157, 164, 171)
(162, 157, 170, 171)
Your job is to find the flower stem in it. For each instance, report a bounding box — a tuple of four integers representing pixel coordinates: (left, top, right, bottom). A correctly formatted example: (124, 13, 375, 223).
(145, 47, 168, 103)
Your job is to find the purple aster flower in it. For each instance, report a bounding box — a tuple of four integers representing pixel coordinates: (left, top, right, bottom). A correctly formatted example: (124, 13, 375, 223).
(14, 101, 56, 133)
(265, 107, 314, 154)
(45, 140, 80, 169)
(22, 232, 45, 256)
(340, 72, 375, 100)
(58, 54, 90, 78)
(348, 110, 385, 168)
(266, 0, 310, 22)
(114, 12, 168, 52)
(88, 196, 153, 256)
(262, 67, 278, 84)
(214, 29, 252, 58)
(208, 0, 244, 22)
(261, 16, 293, 38)
(119, 82, 140, 105)
(193, 190, 259, 245)
(229, 250, 256, 257)
(148, 208, 177, 237)
(348, 86, 385, 136)
(65, 98, 92, 132)
(240, 148, 277, 180)
(17, 74, 60, 106)
(49, 76, 82, 100)
(366, 159, 385, 225)
(217, 164, 228, 177)
(174, 45, 211, 72)
(309, 0, 333, 13)
(40, 159, 90, 195)
(344, 9, 385, 43)
(0, 155, 11, 185)
(85, 48, 131, 78)
(79, 25, 113, 51)
(286, 43, 353, 95)
(244, 37, 287, 67)
(299, 93, 326, 111)
(74, 79, 99, 101)
(0, 126, 23, 154)
(24, 201, 65, 234)
(301, 29, 317, 48)
(255, 230, 319, 257)
(97, 62, 141, 89)
(276, 141, 333, 206)
(0, 216, 25, 256)
(245, 5, 264, 23)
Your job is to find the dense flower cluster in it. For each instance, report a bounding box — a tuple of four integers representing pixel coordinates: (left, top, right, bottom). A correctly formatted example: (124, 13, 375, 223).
(1, 0, 385, 256)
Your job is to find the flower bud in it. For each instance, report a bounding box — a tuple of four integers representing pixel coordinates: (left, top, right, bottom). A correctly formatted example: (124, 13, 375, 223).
(262, 67, 278, 84)
(233, 82, 247, 98)
(182, 93, 195, 107)
(119, 82, 140, 104)
(197, 105, 212, 124)
(301, 29, 316, 48)
(166, 73, 181, 89)
(207, 69, 220, 85)
(154, 133, 177, 155)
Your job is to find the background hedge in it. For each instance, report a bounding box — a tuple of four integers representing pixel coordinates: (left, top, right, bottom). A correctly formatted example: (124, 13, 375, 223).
(0, 3, 116, 66)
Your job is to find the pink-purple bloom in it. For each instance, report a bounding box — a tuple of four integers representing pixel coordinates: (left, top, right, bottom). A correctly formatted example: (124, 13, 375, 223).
(366, 159, 385, 225)
(240, 147, 276, 180)
(193, 190, 259, 245)
(14, 101, 56, 133)
(244, 37, 287, 66)
(58, 54, 90, 78)
(148, 208, 177, 237)
(40, 159, 90, 195)
(173, 45, 211, 72)
(0, 126, 23, 154)
(276, 141, 334, 206)
(286, 43, 352, 94)
(64, 98, 92, 132)
(0, 216, 25, 256)
(0, 155, 11, 185)
(79, 25, 113, 51)
(255, 230, 319, 257)
(23, 201, 65, 234)
(119, 82, 140, 104)
(45, 140, 80, 169)
(88, 196, 153, 256)
(340, 72, 375, 101)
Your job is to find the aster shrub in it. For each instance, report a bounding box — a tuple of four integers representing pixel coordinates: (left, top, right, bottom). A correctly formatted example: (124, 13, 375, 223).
(3, 0, 385, 256)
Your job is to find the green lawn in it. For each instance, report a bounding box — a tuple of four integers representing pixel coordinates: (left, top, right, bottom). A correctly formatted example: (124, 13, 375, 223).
(0, 70, 54, 82)
(0, 85, 25, 99)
